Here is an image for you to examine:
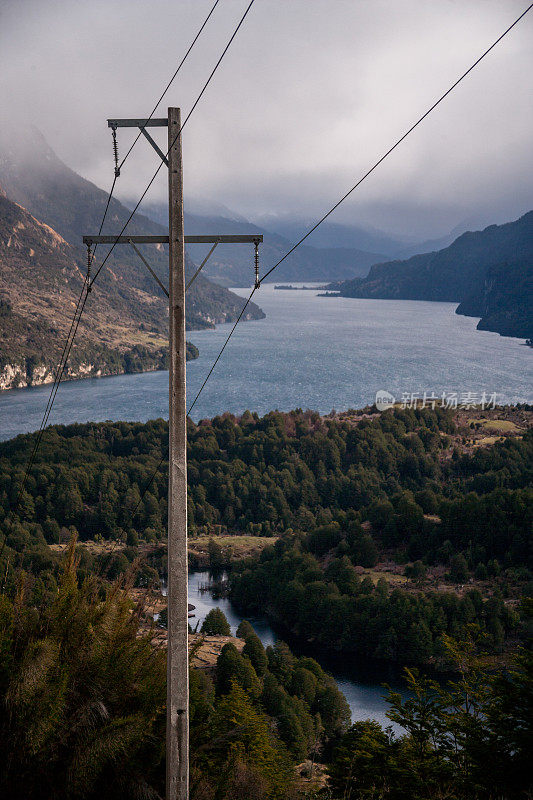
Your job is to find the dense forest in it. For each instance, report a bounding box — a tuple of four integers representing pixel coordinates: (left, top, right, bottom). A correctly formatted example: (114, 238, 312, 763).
(0, 405, 531, 669)
(230, 535, 522, 667)
(0, 543, 346, 799)
(328, 638, 533, 800)
(1, 543, 531, 799)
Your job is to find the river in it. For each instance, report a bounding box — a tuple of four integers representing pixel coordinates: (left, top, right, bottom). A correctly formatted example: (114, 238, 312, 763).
(187, 571, 408, 732)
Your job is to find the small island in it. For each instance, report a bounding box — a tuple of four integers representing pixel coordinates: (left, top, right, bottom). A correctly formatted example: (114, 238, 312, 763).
(274, 284, 326, 290)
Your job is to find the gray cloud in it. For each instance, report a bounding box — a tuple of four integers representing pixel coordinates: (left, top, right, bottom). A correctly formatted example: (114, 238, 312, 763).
(1, 0, 531, 238)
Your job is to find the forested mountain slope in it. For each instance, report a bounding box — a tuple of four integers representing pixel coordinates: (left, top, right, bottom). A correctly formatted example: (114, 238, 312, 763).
(335, 211, 533, 339)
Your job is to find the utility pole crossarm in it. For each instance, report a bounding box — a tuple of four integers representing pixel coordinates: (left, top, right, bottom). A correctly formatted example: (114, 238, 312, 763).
(83, 235, 263, 245)
(107, 118, 168, 127)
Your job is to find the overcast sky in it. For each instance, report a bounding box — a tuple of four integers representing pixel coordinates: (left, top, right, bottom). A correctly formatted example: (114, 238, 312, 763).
(1, 0, 531, 238)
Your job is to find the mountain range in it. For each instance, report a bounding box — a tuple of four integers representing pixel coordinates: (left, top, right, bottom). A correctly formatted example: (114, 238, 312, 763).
(0, 127, 265, 389)
(1, 122, 529, 393)
(142, 202, 388, 286)
(331, 211, 533, 340)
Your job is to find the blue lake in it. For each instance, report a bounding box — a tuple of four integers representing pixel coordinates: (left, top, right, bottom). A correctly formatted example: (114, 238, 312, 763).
(0, 285, 530, 441)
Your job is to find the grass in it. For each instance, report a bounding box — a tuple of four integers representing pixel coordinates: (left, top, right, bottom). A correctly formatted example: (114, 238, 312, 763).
(467, 418, 520, 433)
(476, 436, 501, 446)
(480, 419, 519, 432)
(189, 534, 277, 560)
(363, 569, 407, 586)
(49, 535, 276, 561)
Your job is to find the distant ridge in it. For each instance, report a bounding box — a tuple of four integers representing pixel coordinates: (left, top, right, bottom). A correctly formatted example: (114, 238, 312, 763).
(333, 211, 533, 340)
(143, 202, 388, 286)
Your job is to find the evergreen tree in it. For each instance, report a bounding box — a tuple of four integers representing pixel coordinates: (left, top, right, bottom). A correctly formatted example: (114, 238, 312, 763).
(201, 607, 231, 636)
(243, 633, 268, 676)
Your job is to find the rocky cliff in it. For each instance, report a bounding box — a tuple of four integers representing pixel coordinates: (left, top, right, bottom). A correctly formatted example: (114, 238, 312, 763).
(0, 193, 203, 390)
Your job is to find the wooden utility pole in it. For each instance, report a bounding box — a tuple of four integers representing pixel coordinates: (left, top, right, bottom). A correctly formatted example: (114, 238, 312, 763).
(167, 107, 188, 800)
(83, 111, 262, 800)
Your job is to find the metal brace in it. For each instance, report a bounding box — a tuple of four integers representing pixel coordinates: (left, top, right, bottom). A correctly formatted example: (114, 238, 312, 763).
(185, 241, 219, 291)
(128, 239, 169, 297)
(139, 127, 169, 167)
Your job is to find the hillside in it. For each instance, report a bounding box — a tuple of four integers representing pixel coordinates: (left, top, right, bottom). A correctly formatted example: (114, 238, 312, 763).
(144, 202, 387, 285)
(335, 211, 533, 339)
(0, 128, 264, 389)
(0, 193, 201, 389)
(0, 126, 264, 324)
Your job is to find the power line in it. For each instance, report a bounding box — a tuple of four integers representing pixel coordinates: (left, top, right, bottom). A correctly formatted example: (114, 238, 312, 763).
(91, 174, 118, 259)
(7, 144, 119, 519)
(9, 131, 125, 520)
(123, 286, 258, 524)
(90, 0, 256, 287)
(187, 288, 257, 416)
(6, 174, 119, 526)
(45, 0, 256, 512)
(23, 0, 226, 440)
(23, 0, 255, 491)
(118, 0, 222, 172)
(8, 284, 89, 520)
(92, 1, 221, 254)
(10, 2, 530, 544)
(191, 1, 533, 416)
(77, 1, 532, 530)
(90, 1, 222, 265)
(123, 288, 257, 525)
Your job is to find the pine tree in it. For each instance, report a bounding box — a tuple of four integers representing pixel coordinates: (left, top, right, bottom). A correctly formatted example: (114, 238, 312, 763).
(201, 607, 231, 636)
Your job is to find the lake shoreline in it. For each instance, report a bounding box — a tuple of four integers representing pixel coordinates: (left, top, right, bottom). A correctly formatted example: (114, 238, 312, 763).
(1, 287, 530, 441)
